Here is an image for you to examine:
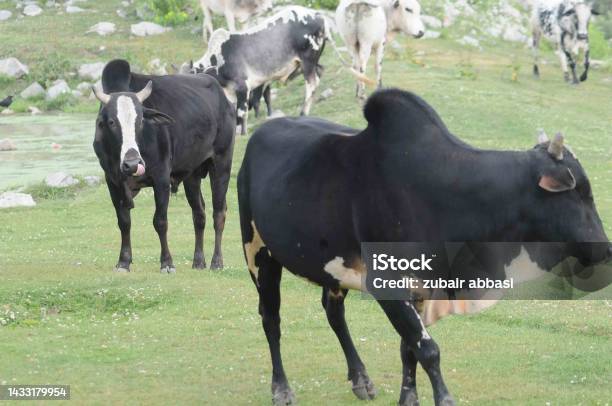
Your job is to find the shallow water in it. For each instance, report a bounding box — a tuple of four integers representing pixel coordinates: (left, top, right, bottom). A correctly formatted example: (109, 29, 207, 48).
(0, 114, 99, 190)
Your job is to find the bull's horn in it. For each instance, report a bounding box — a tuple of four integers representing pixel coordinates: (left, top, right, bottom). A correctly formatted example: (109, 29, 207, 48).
(548, 132, 565, 160)
(92, 84, 110, 105)
(537, 129, 549, 144)
(136, 81, 153, 103)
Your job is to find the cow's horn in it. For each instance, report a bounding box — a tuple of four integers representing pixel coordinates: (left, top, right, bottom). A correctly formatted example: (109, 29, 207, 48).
(548, 132, 564, 160)
(537, 129, 549, 144)
(136, 81, 153, 103)
(92, 84, 110, 105)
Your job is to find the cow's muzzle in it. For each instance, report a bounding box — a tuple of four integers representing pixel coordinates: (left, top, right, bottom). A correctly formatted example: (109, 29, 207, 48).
(121, 149, 146, 177)
(577, 33, 588, 41)
(414, 30, 425, 39)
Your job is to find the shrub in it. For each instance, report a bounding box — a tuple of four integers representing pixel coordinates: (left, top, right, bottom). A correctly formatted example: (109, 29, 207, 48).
(147, 0, 193, 26)
(589, 24, 610, 59)
(28, 52, 72, 87)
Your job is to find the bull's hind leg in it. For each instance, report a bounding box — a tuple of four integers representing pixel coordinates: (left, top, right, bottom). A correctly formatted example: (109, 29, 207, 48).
(378, 300, 454, 406)
(399, 339, 419, 406)
(532, 29, 541, 78)
(321, 287, 376, 400)
(374, 42, 385, 88)
(184, 174, 206, 269)
(153, 180, 175, 273)
(209, 152, 232, 269)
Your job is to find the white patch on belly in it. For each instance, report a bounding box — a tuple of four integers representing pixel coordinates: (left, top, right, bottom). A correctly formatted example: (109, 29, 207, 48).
(116, 95, 138, 161)
(323, 256, 365, 291)
(505, 246, 549, 284)
(244, 221, 266, 284)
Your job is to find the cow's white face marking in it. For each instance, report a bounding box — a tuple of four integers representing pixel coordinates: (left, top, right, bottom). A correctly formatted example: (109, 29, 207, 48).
(323, 256, 365, 291)
(574, 3, 592, 38)
(116, 95, 139, 162)
(405, 301, 430, 347)
(244, 221, 265, 284)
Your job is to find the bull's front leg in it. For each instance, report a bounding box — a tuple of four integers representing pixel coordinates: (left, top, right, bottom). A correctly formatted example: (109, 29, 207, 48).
(153, 181, 175, 274)
(560, 35, 579, 84)
(580, 49, 590, 82)
(236, 84, 249, 136)
(107, 179, 133, 272)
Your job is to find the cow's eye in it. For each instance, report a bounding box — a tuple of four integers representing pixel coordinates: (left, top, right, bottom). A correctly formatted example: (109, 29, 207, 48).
(405, 7, 413, 13)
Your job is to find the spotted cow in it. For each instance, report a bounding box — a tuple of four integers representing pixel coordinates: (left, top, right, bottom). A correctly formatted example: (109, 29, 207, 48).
(238, 88, 612, 405)
(531, 0, 600, 83)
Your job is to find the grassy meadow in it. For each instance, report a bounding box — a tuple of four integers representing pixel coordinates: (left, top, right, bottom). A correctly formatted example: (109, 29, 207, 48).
(1, 1, 612, 405)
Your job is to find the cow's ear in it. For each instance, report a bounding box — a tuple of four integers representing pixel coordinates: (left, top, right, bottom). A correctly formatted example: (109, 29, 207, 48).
(591, 7, 600, 16)
(563, 7, 575, 16)
(538, 168, 576, 193)
(143, 108, 175, 126)
(393, 0, 400, 8)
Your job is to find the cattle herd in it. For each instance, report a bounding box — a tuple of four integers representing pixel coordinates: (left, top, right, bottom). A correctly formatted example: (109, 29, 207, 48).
(91, 1, 610, 405)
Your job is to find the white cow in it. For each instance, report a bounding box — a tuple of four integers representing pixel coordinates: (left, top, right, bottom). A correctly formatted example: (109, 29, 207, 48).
(199, 0, 272, 42)
(336, 0, 425, 99)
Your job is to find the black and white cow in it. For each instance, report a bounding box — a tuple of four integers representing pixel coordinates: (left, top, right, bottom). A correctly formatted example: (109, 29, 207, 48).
(188, 6, 350, 135)
(93, 59, 235, 273)
(531, 0, 600, 83)
(238, 88, 612, 405)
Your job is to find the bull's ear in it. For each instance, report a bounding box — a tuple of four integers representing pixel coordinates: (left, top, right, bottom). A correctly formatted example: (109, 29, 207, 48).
(591, 7, 600, 15)
(538, 168, 576, 193)
(393, 0, 400, 8)
(143, 107, 175, 126)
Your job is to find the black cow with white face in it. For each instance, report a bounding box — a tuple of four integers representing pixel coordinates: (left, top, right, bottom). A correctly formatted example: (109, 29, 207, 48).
(531, 0, 600, 83)
(238, 88, 612, 405)
(93, 59, 235, 273)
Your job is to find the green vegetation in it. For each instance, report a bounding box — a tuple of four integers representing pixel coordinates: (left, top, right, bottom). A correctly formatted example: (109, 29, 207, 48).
(1, 1, 612, 405)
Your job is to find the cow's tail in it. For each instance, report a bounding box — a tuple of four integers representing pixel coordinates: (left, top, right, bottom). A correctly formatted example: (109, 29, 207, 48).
(322, 15, 376, 86)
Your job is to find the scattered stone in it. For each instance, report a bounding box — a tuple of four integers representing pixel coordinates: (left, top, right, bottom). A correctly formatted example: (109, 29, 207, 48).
(28, 106, 41, 115)
(46, 79, 71, 101)
(319, 88, 333, 100)
(503, 25, 528, 43)
(84, 175, 101, 186)
(421, 15, 442, 29)
(66, 5, 85, 13)
(390, 40, 402, 50)
(116, 9, 127, 19)
(458, 35, 480, 48)
(147, 58, 167, 75)
(87, 22, 115, 36)
(51, 143, 62, 150)
(121, 1, 130, 6)
(23, 4, 42, 16)
(0, 10, 12, 21)
(45, 172, 79, 188)
(0, 57, 29, 78)
(0, 138, 17, 151)
(1, 108, 14, 115)
(0, 192, 36, 209)
(267, 110, 285, 119)
(423, 30, 441, 39)
(131, 22, 169, 37)
(20, 82, 45, 99)
(71, 90, 82, 98)
(76, 81, 92, 96)
(78, 62, 104, 81)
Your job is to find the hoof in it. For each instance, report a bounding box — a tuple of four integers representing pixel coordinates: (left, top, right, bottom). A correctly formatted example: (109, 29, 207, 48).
(438, 396, 455, 406)
(399, 390, 419, 406)
(115, 266, 130, 273)
(210, 256, 223, 270)
(352, 372, 376, 400)
(192, 261, 206, 270)
(160, 266, 176, 274)
(272, 388, 295, 406)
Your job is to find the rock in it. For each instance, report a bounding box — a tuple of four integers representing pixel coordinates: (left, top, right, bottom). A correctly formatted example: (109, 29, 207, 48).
(267, 110, 285, 119)
(23, 4, 42, 16)
(0, 57, 29, 78)
(116, 9, 127, 18)
(46, 80, 71, 100)
(147, 58, 167, 75)
(84, 175, 101, 186)
(71, 90, 82, 98)
(78, 62, 104, 81)
(20, 82, 45, 99)
(0, 192, 36, 209)
(66, 6, 84, 13)
(458, 35, 480, 48)
(121, 1, 130, 6)
(503, 25, 528, 43)
(0, 10, 12, 21)
(28, 106, 41, 115)
(1, 109, 14, 115)
(423, 30, 441, 39)
(319, 88, 333, 100)
(421, 15, 442, 29)
(131, 22, 169, 37)
(0, 138, 17, 151)
(76, 81, 92, 96)
(45, 172, 79, 188)
(87, 22, 115, 36)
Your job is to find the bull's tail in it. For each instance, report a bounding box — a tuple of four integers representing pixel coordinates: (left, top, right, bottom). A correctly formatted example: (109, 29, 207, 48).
(322, 15, 376, 86)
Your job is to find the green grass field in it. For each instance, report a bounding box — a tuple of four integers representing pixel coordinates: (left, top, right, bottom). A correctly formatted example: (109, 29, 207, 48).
(1, 1, 612, 405)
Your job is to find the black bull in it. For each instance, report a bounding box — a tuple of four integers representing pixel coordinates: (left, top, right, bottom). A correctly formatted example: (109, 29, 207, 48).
(237, 88, 612, 405)
(93, 59, 236, 273)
